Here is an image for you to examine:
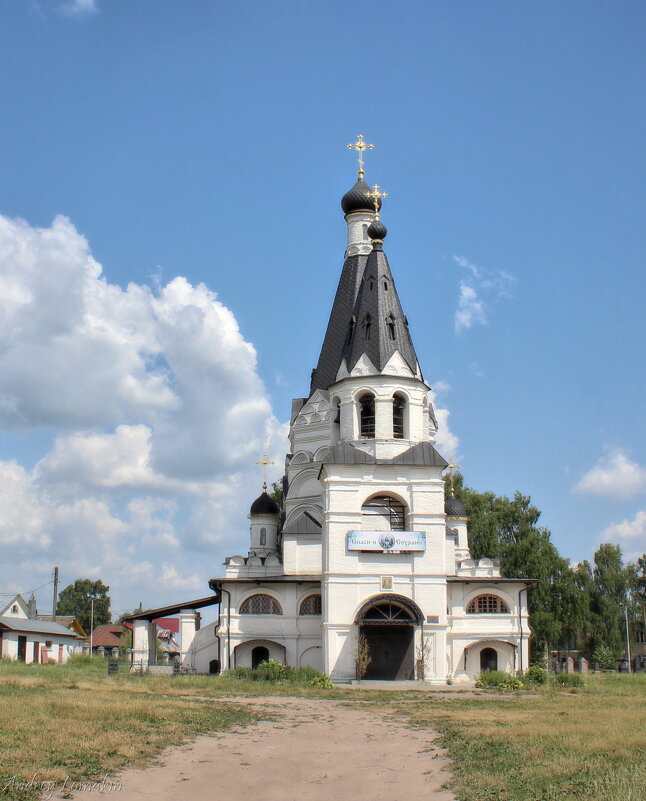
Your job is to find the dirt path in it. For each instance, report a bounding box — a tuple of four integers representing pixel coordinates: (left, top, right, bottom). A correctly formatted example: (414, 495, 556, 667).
(64, 696, 455, 801)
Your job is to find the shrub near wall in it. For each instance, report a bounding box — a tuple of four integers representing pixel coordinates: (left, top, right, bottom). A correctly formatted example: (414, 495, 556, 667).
(475, 671, 523, 690)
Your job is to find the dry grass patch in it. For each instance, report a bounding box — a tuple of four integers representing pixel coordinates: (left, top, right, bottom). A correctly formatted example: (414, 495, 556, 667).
(0, 660, 261, 801)
(386, 673, 646, 801)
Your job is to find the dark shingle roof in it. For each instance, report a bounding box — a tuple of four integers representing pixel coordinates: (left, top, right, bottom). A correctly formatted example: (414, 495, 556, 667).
(341, 177, 381, 215)
(282, 511, 322, 536)
(310, 253, 368, 393)
(321, 442, 447, 467)
(309, 246, 421, 394)
(445, 496, 468, 517)
(249, 491, 280, 516)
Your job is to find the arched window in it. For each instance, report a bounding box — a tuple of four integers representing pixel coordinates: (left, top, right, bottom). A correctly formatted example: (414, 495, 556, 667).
(299, 594, 322, 615)
(363, 313, 372, 341)
(361, 601, 416, 624)
(362, 495, 406, 531)
(467, 595, 509, 614)
(259, 527, 266, 546)
(346, 316, 355, 346)
(386, 313, 396, 340)
(393, 394, 405, 439)
(239, 594, 282, 615)
(359, 394, 375, 438)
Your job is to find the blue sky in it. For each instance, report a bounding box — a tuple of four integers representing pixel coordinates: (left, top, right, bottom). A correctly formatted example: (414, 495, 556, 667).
(1, 0, 645, 615)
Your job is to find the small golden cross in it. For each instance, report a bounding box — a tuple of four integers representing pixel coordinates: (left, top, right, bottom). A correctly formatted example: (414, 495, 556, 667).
(367, 184, 388, 218)
(255, 452, 276, 491)
(445, 456, 462, 496)
(347, 134, 374, 177)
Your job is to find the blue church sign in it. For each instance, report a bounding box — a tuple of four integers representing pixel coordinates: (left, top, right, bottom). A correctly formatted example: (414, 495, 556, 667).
(347, 531, 426, 552)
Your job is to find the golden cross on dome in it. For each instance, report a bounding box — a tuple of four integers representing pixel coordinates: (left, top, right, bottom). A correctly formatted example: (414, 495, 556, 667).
(446, 456, 462, 497)
(347, 134, 374, 177)
(255, 452, 276, 491)
(367, 184, 388, 218)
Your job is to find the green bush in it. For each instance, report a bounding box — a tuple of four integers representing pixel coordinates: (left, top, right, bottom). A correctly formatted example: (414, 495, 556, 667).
(285, 665, 322, 684)
(524, 665, 548, 685)
(592, 644, 618, 671)
(224, 660, 332, 686)
(306, 674, 333, 688)
(255, 659, 288, 681)
(554, 672, 584, 688)
(475, 670, 523, 690)
(228, 666, 255, 680)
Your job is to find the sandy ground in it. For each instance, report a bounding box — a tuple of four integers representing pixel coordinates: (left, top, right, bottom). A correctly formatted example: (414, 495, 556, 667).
(63, 696, 455, 801)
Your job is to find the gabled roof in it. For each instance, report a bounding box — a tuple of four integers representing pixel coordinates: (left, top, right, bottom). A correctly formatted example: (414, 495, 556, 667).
(0, 616, 82, 638)
(87, 624, 127, 648)
(0, 594, 28, 618)
(321, 441, 447, 467)
(282, 511, 322, 536)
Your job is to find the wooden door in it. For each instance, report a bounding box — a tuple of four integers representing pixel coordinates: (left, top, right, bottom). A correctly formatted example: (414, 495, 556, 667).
(361, 625, 414, 680)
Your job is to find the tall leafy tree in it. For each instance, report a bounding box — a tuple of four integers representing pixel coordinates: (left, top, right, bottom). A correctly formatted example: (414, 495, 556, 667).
(56, 578, 111, 634)
(451, 474, 587, 659)
(586, 544, 628, 656)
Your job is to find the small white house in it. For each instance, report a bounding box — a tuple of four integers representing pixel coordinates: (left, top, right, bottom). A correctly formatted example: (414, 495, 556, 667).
(0, 594, 83, 663)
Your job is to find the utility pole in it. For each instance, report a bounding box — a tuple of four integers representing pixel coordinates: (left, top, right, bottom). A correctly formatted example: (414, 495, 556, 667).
(52, 567, 59, 618)
(90, 596, 96, 654)
(621, 604, 632, 673)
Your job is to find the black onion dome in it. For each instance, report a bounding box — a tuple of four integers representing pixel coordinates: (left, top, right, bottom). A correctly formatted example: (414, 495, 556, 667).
(445, 496, 467, 517)
(249, 491, 279, 516)
(367, 218, 387, 241)
(341, 177, 381, 215)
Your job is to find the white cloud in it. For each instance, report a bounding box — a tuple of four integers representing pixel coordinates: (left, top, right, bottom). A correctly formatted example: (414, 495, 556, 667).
(573, 448, 646, 499)
(599, 511, 646, 562)
(59, 0, 97, 17)
(429, 383, 459, 455)
(455, 282, 486, 333)
(0, 213, 288, 612)
(452, 255, 516, 334)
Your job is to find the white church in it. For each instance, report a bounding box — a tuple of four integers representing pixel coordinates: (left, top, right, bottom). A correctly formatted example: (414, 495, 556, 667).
(131, 141, 534, 683)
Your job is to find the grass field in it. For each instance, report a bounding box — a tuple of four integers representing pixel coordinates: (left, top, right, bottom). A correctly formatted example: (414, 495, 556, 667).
(391, 672, 646, 801)
(0, 658, 644, 801)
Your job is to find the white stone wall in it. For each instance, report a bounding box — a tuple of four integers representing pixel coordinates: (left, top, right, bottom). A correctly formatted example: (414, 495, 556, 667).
(214, 581, 322, 672)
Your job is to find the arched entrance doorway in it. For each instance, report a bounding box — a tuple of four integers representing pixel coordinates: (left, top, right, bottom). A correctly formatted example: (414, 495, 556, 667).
(480, 647, 498, 672)
(356, 596, 423, 680)
(251, 646, 270, 669)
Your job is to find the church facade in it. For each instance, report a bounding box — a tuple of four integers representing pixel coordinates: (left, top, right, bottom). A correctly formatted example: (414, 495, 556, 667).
(166, 151, 533, 683)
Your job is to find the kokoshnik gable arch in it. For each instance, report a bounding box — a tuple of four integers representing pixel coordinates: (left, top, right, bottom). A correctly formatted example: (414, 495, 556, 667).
(146, 140, 535, 682)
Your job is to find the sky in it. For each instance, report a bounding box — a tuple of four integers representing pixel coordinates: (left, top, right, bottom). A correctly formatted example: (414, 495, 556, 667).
(0, 0, 645, 620)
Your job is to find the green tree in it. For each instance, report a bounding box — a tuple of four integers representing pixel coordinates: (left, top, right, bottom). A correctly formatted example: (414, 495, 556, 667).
(451, 474, 587, 658)
(586, 544, 628, 656)
(56, 578, 111, 634)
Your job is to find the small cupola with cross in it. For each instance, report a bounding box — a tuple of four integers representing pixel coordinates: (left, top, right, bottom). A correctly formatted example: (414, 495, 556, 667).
(248, 453, 280, 558)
